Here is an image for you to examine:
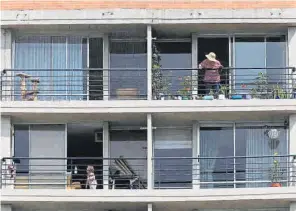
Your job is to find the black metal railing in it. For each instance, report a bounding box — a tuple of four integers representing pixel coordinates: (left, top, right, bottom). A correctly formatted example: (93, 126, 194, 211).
(153, 155, 296, 189)
(0, 68, 147, 101)
(1, 157, 147, 189)
(1, 155, 296, 190)
(152, 67, 296, 100)
(1, 67, 295, 101)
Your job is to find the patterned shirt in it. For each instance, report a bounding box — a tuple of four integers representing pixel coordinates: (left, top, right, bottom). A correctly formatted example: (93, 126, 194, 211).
(199, 59, 223, 83)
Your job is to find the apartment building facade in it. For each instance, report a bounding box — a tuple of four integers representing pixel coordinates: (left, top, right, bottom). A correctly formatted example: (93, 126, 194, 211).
(1, 1, 296, 211)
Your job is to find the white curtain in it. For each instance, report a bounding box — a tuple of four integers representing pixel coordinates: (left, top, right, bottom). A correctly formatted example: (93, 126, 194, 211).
(14, 36, 84, 101)
(200, 130, 219, 188)
(245, 127, 287, 188)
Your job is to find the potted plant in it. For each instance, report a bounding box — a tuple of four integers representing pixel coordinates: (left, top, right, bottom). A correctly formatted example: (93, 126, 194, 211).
(272, 84, 290, 99)
(269, 152, 284, 187)
(218, 85, 228, 100)
(252, 72, 269, 99)
(178, 76, 192, 100)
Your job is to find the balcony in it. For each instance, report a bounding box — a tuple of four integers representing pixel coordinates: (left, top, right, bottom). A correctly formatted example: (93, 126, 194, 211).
(1, 155, 295, 190)
(1, 67, 295, 101)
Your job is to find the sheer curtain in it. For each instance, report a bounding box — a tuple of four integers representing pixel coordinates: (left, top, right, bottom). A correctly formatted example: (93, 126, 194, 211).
(200, 130, 219, 188)
(245, 126, 287, 188)
(14, 36, 51, 100)
(14, 36, 84, 100)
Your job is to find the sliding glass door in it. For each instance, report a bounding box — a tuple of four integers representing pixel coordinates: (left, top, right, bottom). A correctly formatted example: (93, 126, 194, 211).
(199, 122, 288, 188)
(14, 36, 88, 100)
(232, 36, 287, 95)
(200, 124, 234, 188)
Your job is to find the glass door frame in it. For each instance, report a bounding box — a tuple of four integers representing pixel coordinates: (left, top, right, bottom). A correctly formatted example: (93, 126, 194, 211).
(197, 120, 288, 189)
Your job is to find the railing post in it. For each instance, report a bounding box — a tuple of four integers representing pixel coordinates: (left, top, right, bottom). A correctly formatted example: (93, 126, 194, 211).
(147, 25, 152, 100)
(147, 113, 153, 189)
(103, 121, 110, 189)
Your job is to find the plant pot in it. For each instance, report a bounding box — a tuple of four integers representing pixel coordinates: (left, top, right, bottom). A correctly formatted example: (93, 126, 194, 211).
(271, 182, 282, 187)
(182, 96, 189, 100)
(243, 94, 252, 100)
(218, 94, 225, 100)
(231, 95, 243, 100)
(203, 95, 214, 100)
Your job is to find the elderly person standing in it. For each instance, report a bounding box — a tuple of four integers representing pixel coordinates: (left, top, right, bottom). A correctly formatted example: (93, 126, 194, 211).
(199, 52, 223, 95)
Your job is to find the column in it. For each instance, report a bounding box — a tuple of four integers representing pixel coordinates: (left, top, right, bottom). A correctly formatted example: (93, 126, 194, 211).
(147, 114, 153, 189)
(103, 34, 110, 101)
(1, 205, 12, 211)
(147, 25, 152, 100)
(288, 27, 296, 93)
(1, 29, 12, 101)
(1, 116, 12, 189)
(192, 121, 199, 189)
(191, 33, 198, 99)
(290, 202, 296, 211)
(103, 121, 109, 189)
(148, 203, 153, 211)
(289, 115, 296, 187)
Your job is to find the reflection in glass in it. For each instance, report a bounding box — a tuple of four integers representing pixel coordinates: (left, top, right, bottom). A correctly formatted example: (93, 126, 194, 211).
(234, 37, 265, 93)
(154, 42, 191, 96)
(109, 41, 147, 99)
(234, 36, 287, 95)
(200, 126, 234, 189)
(266, 36, 287, 87)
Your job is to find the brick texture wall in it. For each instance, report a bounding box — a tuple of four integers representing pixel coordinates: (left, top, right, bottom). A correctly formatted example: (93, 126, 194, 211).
(1, 0, 296, 10)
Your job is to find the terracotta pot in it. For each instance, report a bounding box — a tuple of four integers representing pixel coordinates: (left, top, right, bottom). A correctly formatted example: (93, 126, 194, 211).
(271, 182, 282, 187)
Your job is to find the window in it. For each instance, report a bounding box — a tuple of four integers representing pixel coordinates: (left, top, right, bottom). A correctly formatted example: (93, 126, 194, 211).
(153, 127, 192, 188)
(109, 41, 147, 99)
(233, 36, 286, 93)
(14, 36, 87, 100)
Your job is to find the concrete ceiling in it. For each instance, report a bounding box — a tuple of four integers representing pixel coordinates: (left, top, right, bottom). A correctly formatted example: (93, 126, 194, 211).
(9, 23, 288, 38)
(9, 200, 290, 211)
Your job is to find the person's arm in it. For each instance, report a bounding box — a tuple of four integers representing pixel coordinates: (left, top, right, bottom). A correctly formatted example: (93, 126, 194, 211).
(199, 60, 205, 69)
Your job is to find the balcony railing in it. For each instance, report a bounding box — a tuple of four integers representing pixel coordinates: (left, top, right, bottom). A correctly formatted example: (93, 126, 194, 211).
(1, 67, 296, 101)
(1, 68, 147, 101)
(154, 155, 296, 189)
(1, 155, 295, 190)
(1, 67, 295, 101)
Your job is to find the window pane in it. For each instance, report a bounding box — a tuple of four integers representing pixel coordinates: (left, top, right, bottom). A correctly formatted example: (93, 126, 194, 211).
(155, 42, 192, 96)
(235, 125, 288, 188)
(234, 37, 265, 94)
(14, 125, 29, 173)
(266, 36, 287, 87)
(200, 127, 234, 188)
(110, 41, 147, 99)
